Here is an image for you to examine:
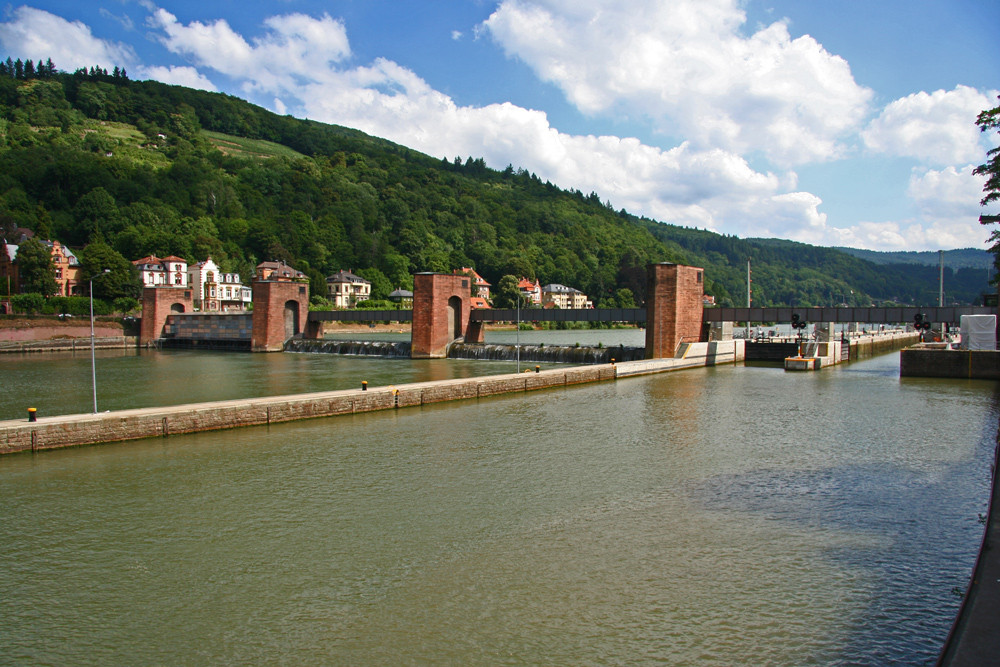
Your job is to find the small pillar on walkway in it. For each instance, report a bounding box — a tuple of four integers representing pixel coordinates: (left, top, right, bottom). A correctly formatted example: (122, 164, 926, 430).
(251, 267, 309, 352)
(139, 286, 194, 346)
(708, 322, 733, 341)
(814, 322, 840, 362)
(645, 263, 705, 359)
(412, 273, 473, 358)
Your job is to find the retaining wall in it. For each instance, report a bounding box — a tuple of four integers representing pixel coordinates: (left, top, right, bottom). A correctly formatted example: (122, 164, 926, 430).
(164, 313, 253, 341)
(0, 336, 137, 353)
(0, 323, 124, 342)
(900, 347, 1000, 380)
(847, 331, 921, 360)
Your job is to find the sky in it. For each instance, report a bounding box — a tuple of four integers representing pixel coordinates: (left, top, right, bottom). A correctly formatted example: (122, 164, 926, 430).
(1, 1, 998, 252)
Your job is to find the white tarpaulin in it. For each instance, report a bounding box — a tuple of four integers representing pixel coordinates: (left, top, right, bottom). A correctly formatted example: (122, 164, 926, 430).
(960, 314, 996, 350)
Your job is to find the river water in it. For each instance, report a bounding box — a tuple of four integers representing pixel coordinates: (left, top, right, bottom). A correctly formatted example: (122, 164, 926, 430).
(1, 336, 997, 666)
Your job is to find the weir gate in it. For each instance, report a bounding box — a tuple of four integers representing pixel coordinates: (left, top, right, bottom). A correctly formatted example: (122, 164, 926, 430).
(140, 263, 995, 360)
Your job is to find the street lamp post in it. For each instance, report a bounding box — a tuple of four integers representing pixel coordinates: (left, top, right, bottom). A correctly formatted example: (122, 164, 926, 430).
(89, 269, 110, 414)
(516, 292, 521, 373)
(516, 290, 530, 373)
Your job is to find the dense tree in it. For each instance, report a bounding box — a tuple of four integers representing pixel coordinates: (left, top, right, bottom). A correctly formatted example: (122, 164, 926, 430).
(78, 240, 138, 301)
(492, 275, 527, 309)
(975, 96, 1000, 274)
(15, 237, 57, 296)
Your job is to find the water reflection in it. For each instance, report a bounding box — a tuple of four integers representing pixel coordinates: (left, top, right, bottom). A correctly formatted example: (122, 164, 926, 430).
(0, 352, 996, 665)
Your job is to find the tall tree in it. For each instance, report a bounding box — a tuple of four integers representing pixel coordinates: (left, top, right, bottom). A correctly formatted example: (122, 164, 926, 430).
(15, 237, 58, 296)
(79, 240, 138, 300)
(492, 274, 527, 309)
(975, 96, 1000, 273)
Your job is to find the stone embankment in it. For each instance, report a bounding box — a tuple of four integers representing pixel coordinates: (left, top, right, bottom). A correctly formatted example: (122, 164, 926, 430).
(846, 331, 921, 360)
(0, 336, 137, 353)
(0, 316, 131, 353)
(0, 341, 742, 455)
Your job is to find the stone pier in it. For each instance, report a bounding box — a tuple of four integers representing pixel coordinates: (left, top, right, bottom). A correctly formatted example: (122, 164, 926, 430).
(645, 263, 706, 359)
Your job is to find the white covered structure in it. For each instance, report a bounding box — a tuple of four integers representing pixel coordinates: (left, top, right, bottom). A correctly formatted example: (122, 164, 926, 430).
(960, 314, 997, 350)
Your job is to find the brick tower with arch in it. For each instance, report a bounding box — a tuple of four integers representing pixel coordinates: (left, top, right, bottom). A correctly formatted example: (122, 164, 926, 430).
(139, 286, 194, 346)
(251, 278, 310, 352)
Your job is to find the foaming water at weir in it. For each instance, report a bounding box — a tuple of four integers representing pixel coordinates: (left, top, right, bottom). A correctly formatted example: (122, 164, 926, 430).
(448, 342, 645, 364)
(286, 339, 412, 357)
(286, 339, 646, 364)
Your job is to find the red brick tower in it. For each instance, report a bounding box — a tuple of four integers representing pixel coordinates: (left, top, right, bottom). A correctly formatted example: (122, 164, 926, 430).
(139, 286, 194, 346)
(645, 263, 705, 359)
(251, 279, 310, 352)
(411, 273, 481, 358)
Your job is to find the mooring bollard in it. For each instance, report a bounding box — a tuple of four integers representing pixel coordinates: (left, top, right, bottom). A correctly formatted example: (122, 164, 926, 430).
(27, 407, 37, 422)
(361, 381, 368, 391)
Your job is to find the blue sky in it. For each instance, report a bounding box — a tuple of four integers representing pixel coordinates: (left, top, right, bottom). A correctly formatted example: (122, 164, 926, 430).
(1, 1, 998, 251)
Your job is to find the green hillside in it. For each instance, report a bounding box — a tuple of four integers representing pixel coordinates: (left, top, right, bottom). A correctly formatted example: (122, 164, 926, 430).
(0, 59, 992, 307)
(833, 246, 992, 270)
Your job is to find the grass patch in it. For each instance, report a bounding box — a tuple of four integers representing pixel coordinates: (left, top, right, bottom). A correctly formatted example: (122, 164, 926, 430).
(202, 131, 306, 160)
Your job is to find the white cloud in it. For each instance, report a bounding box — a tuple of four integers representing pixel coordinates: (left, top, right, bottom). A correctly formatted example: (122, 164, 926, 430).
(294, 63, 831, 241)
(773, 165, 993, 251)
(98, 8, 134, 32)
(451, 30, 463, 41)
(148, 8, 350, 96)
(0, 6, 135, 72)
(141, 64, 217, 91)
(908, 165, 987, 219)
(481, 0, 873, 166)
(862, 86, 998, 165)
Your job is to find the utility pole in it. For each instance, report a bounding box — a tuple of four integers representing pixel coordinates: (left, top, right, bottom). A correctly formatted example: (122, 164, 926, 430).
(939, 250, 944, 307)
(746, 259, 752, 339)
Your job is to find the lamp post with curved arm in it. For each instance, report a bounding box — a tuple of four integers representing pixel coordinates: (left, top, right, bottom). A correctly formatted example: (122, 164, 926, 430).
(88, 269, 110, 414)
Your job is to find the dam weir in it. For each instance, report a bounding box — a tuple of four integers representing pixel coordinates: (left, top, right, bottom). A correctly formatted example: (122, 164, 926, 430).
(285, 339, 647, 364)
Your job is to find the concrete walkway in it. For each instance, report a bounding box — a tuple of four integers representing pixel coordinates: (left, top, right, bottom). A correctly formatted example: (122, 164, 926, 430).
(0, 343, 743, 455)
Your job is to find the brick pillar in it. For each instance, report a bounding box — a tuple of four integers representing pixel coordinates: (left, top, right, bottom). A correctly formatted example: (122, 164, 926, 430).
(645, 263, 705, 359)
(411, 273, 473, 358)
(251, 280, 310, 352)
(465, 320, 485, 344)
(139, 286, 194, 346)
(304, 320, 324, 339)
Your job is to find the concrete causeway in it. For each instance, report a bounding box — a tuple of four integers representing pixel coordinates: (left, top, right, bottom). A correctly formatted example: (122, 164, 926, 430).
(0, 350, 732, 455)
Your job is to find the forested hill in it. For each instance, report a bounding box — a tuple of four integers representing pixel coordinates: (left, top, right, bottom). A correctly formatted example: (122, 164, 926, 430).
(833, 246, 992, 270)
(0, 60, 992, 307)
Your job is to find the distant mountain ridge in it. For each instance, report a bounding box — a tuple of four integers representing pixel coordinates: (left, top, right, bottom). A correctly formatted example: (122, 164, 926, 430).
(831, 247, 993, 270)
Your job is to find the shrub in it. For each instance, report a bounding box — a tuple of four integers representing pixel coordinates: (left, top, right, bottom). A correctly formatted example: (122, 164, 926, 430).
(355, 299, 396, 310)
(112, 297, 140, 315)
(11, 293, 45, 314)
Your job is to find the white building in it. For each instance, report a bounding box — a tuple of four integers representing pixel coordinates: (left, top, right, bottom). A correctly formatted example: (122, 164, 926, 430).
(541, 283, 590, 309)
(326, 270, 371, 308)
(133, 255, 189, 288)
(188, 257, 250, 311)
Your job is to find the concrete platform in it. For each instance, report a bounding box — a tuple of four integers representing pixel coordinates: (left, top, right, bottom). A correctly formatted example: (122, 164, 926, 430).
(784, 356, 820, 371)
(901, 346, 1000, 379)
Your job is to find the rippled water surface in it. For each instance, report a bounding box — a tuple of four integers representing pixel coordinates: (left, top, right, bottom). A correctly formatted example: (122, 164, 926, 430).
(1, 351, 997, 665)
